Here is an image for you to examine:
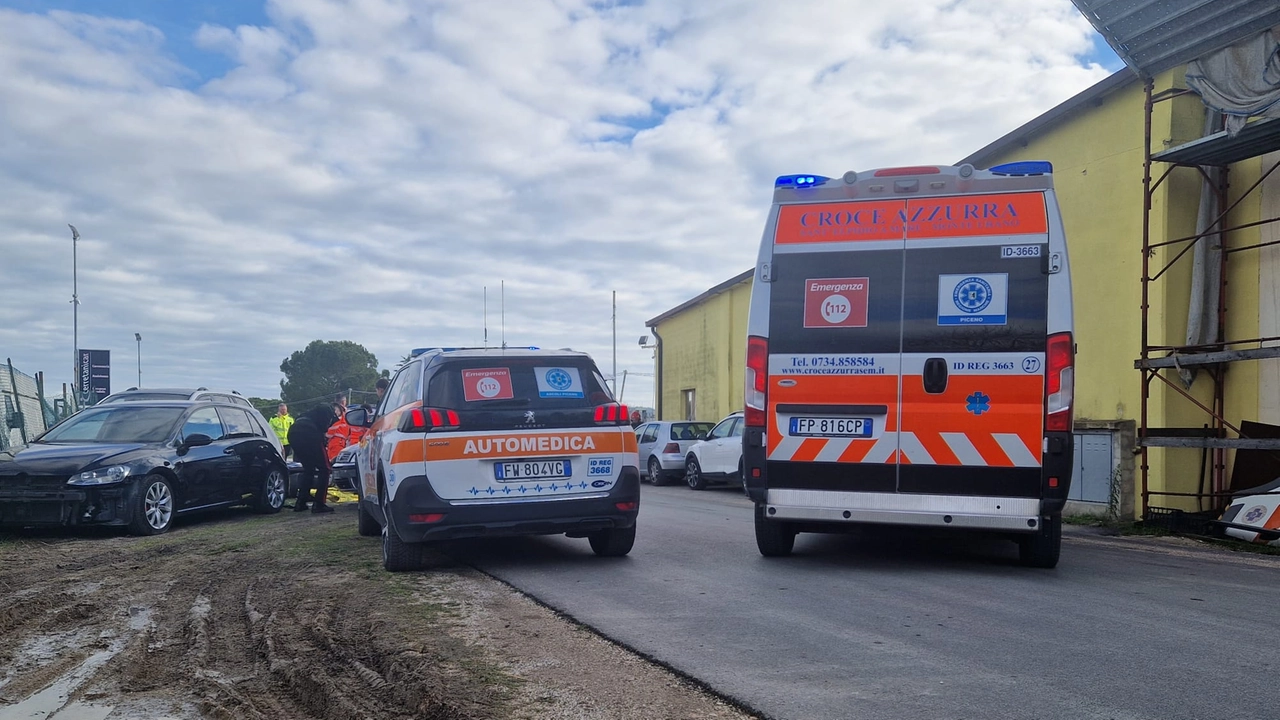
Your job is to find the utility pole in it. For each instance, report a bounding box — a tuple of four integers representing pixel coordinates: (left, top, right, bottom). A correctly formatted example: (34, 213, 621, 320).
(612, 291, 617, 397)
(68, 224, 80, 406)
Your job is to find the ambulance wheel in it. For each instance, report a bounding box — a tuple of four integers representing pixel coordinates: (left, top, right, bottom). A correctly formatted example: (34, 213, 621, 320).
(648, 457, 667, 486)
(381, 525, 423, 572)
(738, 460, 750, 497)
(588, 525, 635, 557)
(685, 457, 708, 490)
(357, 501, 381, 537)
(754, 505, 795, 557)
(1018, 513, 1062, 568)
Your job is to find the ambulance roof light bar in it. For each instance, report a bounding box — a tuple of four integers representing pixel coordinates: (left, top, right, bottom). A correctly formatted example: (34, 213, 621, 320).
(988, 161, 1053, 176)
(872, 166, 941, 177)
(775, 174, 831, 189)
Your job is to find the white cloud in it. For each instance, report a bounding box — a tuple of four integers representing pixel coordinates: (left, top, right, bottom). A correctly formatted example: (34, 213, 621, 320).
(0, 0, 1109, 406)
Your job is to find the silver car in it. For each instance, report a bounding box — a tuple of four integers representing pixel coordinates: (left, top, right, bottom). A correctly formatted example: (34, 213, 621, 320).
(636, 420, 714, 486)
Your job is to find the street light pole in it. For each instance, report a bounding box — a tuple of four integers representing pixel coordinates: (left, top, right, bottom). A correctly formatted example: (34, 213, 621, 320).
(135, 333, 142, 387)
(68, 224, 80, 406)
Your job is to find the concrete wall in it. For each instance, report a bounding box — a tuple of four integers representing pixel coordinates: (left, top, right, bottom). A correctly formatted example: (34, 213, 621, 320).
(653, 279, 751, 423)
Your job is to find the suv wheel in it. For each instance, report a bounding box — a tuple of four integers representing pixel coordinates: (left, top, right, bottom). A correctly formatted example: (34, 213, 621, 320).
(588, 525, 635, 557)
(253, 465, 287, 514)
(381, 525, 423, 572)
(754, 505, 795, 557)
(685, 456, 707, 491)
(648, 457, 667, 487)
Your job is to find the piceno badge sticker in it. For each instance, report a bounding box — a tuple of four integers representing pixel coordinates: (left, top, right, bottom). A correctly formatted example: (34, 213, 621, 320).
(803, 277, 870, 329)
(535, 367, 584, 398)
(938, 273, 1008, 326)
(462, 368, 514, 402)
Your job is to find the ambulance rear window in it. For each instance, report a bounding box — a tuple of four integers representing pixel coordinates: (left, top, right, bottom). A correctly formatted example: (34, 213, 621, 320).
(427, 358, 613, 410)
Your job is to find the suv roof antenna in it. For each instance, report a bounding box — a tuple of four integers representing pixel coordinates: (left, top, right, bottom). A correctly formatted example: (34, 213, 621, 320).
(501, 280, 506, 351)
(483, 286, 488, 349)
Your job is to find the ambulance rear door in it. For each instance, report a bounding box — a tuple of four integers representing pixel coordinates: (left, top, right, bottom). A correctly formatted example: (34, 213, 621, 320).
(898, 187, 1051, 500)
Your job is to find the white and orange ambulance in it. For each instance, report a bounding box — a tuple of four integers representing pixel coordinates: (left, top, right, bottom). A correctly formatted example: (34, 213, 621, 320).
(347, 347, 640, 571)
(743, 162, 1074, 567)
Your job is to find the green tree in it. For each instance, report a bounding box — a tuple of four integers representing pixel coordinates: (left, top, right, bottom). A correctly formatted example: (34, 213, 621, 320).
(279, 340, 381, 413)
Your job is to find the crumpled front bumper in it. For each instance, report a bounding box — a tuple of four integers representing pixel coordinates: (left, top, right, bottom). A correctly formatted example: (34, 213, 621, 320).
(0, 484, 131, 527)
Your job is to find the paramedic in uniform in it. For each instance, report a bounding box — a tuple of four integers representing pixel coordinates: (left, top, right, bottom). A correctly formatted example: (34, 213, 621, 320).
(287, 405, 337, 513)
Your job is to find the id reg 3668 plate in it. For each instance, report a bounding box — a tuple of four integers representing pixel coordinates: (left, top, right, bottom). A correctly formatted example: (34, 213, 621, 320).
(789, 417, 872, 438)
(494, 459, 571, 481)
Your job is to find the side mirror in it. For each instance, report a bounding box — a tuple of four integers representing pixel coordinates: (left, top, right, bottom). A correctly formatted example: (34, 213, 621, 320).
(179, 433, 213, 455)
(345, 407, 371, 428)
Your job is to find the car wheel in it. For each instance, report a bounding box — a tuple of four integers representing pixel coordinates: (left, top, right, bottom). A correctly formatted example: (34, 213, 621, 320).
(648, 457, 667, 487)
(1018, 513, 1062, 568)
(754, 505, 795, 557)
(128, 475, 175, 536)
(685, 456, 707, 490)
(588, 525, 636, 557)
(253, 465, 287, 514)
(739, 459, 750, 497)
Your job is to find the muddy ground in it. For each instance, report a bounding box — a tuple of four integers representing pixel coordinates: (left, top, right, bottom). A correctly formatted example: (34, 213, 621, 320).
(0, 505, 754, 720)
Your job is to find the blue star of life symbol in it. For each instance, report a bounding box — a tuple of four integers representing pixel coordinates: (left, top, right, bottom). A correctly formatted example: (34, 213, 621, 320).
(953, 277, 993, 314)
(1243, 505, 1267, 523)
(966, 391, 991, 416)
(545, 368, 573, 390)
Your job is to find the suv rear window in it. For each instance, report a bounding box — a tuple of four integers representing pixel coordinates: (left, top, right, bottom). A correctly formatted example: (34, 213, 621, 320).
(427, 358, 613, 411)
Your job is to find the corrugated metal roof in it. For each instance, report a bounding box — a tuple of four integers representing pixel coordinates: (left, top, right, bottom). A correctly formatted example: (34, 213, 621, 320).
(1071, 0, 1280, 79)
(1152, 116, 1280, 165)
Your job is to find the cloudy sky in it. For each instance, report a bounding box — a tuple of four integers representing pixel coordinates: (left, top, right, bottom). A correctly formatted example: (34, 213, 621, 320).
(0, 0, 1120, 409)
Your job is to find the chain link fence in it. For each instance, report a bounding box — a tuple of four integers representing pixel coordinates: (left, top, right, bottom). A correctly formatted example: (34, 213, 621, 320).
(0, 358, 77, 450)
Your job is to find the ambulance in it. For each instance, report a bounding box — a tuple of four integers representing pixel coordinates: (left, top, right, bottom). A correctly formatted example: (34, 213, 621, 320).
(743, 162, 1074, 567)
(347, 347, 640, 571)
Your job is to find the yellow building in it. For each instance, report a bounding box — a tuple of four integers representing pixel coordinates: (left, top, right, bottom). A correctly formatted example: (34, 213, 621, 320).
(648, 68, 1280, 519)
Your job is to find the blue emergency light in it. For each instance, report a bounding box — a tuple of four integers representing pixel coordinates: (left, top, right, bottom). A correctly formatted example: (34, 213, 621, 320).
(775, 174, 831, 189)
(988, 161, 1053, 176)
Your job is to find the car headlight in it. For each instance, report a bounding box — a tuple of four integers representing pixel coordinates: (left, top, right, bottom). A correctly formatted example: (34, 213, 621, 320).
(335, 448, 356, 464)
(67, 465, 132, 486)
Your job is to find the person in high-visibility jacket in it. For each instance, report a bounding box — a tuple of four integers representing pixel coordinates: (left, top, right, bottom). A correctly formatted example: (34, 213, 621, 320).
(325, 403, 368, 464)
(268, 404, 294, 460)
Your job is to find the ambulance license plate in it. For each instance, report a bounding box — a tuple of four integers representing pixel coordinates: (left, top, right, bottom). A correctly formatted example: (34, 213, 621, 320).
(494, 460, 571, 481)
(789, 417, 872, 438)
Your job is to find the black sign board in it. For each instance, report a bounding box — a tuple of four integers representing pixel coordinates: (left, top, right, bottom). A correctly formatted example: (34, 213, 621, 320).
(78, 349, 110, 405)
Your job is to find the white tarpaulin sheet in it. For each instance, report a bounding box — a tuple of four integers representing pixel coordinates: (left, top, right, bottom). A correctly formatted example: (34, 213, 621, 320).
(1186, 27, 1280, 136)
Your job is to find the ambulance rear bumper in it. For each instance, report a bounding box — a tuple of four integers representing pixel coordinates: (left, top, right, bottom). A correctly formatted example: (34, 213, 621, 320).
(764, 489, 1046, 533)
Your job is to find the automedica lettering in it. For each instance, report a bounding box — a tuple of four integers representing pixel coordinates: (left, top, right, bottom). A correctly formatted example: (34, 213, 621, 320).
(463, 435, 598, 455)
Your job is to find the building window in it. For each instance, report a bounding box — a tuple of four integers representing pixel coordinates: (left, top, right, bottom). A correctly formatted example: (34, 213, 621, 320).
(681, 389, 696, 421)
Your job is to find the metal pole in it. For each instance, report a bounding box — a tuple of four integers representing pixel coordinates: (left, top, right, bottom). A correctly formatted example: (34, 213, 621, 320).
(135, 333, 142, 387)
(69, 224, 80, 404)
(612, 291, 617, 397)
(1140, 80, 1153, 520)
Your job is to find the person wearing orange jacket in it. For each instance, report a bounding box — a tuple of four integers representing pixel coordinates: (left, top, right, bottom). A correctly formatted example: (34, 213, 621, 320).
(325, 403, 368, 464)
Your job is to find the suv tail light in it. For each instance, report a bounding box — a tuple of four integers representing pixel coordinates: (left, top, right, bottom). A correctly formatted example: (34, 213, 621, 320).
(593, 403, 630, 426)
(745, 335, 768, 427)
(399, 406, 461, 433)
(1045, 332, 1074, 432)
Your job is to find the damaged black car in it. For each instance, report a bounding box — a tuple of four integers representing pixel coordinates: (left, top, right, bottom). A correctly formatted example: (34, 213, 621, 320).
(0, 400, 289, 535)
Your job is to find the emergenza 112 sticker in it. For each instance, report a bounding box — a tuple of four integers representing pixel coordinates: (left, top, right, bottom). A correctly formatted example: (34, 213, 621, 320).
(803, 277, 869, 328)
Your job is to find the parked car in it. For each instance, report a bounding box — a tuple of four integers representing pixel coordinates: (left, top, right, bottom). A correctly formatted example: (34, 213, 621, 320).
(98, 387, 254, 408)
(636, 420, 714, 485)
(0, 399, 289, 535)
(683, 411, 744, 491)
(329, 444, 360, 492)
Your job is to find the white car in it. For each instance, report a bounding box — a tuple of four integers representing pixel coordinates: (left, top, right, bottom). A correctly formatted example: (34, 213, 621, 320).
(635, 420, 714, 485)
(683, 411, 744, 491)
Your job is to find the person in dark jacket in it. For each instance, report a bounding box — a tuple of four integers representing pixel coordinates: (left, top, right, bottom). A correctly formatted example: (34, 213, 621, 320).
(287, 405, 337, 513)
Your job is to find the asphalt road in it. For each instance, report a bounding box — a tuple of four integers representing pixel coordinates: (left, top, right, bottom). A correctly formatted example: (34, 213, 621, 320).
(447, 484, 1280, 720)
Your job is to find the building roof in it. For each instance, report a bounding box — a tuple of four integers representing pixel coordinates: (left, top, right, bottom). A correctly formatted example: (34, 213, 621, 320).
(646, 269, 753, 328)
(960, 70, 1137, 169)
(1070, 0, 1280, 80)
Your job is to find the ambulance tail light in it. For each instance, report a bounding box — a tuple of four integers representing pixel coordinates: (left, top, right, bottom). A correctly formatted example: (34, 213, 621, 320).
(593, 403, 630, 426)
(400, 407, 461, 433)
(1045, 333, 1074, 432)
(745, 335, 768, 428)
